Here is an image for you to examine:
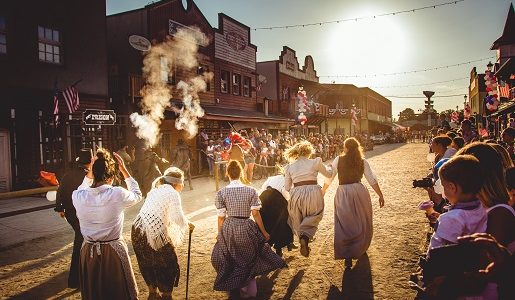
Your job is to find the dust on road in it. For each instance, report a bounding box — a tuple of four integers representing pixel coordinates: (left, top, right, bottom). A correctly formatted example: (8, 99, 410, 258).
(0, 143, 431, 300)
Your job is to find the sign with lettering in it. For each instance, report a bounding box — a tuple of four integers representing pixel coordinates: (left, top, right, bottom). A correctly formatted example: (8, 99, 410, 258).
(225, 32, 246, 51)
(128, 35, 151, 52)
(83, 109, 116, 125)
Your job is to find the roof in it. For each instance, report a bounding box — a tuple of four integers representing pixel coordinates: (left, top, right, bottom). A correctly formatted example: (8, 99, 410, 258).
(491, 3, 515, 49)
(495, 57, 514, 77)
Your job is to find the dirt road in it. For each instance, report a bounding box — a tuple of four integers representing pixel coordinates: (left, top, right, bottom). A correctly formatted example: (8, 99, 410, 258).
(0, 143, 431, 299)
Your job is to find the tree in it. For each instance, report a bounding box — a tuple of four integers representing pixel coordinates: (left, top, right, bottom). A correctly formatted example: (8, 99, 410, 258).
(398, 108, 416, 122)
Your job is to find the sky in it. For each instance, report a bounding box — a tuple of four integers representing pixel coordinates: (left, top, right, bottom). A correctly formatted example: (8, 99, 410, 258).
(106, 0, 513, 118)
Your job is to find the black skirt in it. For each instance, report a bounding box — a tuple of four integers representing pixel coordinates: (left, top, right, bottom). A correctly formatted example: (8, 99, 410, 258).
(259, 187, 293, 249)
(131, 225, 180, 292)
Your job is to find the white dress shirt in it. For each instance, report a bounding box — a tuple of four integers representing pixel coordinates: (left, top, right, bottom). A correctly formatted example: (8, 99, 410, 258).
(284, 156, 332, 191)
(72, 176, 143, 242)
(260, 175, 290, 200)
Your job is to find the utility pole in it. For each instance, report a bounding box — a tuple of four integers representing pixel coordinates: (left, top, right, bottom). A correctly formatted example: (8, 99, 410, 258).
(423, 91, 435, 127)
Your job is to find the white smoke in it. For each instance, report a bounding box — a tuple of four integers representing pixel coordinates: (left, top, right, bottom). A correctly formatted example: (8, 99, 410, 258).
(130, 28, 212, 147)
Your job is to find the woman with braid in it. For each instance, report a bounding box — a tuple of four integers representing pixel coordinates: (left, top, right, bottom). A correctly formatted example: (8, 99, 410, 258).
(322, 137, 385, 269)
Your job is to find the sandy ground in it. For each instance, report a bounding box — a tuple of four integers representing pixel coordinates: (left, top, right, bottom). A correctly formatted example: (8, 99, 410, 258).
(0, 143, 432, 300)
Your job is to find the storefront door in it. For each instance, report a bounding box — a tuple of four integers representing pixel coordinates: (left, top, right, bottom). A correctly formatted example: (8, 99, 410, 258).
(0, 129, 11, 192)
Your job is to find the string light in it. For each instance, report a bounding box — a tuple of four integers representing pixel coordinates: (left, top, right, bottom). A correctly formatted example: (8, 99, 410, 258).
(367, 77, 469, 89)
(253, 0, 465, 31)
(320, 56, 494, 78)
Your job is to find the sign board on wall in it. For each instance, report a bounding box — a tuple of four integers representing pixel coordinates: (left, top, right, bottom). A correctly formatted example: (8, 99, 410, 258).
(83, 109, 116, 125)
(214, 17, 256, 70)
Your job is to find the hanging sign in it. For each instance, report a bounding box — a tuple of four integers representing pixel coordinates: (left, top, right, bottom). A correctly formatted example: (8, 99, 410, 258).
(83, 109, 116, 125)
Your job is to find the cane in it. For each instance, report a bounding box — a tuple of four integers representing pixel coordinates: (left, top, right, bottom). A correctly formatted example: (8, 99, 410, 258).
(185, 227, 193, 300)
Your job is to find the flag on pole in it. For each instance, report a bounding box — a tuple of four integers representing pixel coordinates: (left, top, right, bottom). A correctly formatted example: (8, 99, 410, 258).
(63, 86, 80, 113)
(499, 81, 510, 98)
(53, 87, 59, 125)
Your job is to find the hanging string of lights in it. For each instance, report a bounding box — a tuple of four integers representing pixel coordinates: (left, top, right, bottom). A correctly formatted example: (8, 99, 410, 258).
(253, 0, 466, 31)
(319, 56, 494, 78)
(385, 93, 466, 99)
(367, 77, 469, 89)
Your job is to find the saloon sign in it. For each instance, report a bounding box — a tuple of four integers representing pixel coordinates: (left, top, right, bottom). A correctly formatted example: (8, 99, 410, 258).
(225, 32, 246, 51)
(83, 109, 116, 125)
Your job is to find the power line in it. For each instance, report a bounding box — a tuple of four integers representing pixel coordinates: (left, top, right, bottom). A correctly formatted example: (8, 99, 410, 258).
(320, 56, 494, 78)
(385, 93, 466, 98)
(253, 0, 466, 31)
(368, 77, 469, 88)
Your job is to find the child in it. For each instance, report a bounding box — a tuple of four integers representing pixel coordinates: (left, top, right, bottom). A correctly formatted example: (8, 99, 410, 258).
(428, 155, 487, 251)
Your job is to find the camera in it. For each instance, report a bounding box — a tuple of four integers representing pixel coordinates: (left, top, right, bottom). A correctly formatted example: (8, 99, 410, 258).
(412, 177, 433, 188)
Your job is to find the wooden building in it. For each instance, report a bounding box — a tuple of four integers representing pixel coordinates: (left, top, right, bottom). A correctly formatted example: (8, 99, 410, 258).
(0, 0, 109, 191)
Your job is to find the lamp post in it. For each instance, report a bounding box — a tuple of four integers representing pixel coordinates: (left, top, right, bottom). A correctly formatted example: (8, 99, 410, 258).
(423, 91, 435, 127)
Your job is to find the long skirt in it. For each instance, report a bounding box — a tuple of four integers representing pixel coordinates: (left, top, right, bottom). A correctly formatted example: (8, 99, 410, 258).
(79, 240, 139, 300)
(259, 187, 293, 249)
(131, 226, 180, 293)
(334, 183, 373, 259)
(211, 218, 287, 291)
(288, 184, 324, 239)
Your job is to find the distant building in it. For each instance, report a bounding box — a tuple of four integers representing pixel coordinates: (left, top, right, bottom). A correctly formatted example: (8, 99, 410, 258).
(468, 67, 487, 119)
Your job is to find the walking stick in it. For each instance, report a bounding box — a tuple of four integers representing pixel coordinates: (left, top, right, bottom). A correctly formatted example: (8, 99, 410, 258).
(185, 227, 193, 300)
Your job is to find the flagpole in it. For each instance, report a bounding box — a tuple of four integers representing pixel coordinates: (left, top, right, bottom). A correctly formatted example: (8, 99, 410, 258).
(72, 79, 83, 87)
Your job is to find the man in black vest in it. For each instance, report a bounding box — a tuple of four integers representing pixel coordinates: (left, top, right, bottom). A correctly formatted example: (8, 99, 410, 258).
(54, 148, 92, 289)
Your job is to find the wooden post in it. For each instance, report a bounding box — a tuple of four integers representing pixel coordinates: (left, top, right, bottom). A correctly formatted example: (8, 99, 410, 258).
(214, 161, 220, 191)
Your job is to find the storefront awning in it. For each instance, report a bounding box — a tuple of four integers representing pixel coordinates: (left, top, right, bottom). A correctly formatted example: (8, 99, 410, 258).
(199, 106, 295, 125)
(491, 101, 515, 116)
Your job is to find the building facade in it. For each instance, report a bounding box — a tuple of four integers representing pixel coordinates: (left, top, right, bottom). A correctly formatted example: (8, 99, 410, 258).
(0, 0, 109, 191)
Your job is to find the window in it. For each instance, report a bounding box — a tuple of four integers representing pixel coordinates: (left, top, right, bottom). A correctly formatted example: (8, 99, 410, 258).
(221, 70, 229, 93)
(243, 76, 251, 97)
(197, 66, 210, 91)
(38, 25, 62, 64)
(160, 57, 169, 82)
(232, 73, 241, 96)
(0, 17, 6, 54)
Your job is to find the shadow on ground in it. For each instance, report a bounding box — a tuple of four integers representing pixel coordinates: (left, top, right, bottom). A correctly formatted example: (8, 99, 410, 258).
(327, 253, 374, 300)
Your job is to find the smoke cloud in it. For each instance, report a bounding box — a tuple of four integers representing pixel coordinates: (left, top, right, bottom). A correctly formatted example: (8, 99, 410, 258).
(130, 28, 212, 147)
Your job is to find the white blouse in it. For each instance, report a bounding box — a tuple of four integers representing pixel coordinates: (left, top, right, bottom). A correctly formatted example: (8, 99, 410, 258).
(324, 157, 378, 186)
(260, 175, 290, 200)
(284, 156, 332, 191)
(72, 176, 143, 242)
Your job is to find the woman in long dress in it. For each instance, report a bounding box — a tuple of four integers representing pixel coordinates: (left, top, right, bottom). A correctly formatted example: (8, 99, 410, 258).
(322, 137, 385, 268)
(259, 174, 293, 257)
(72, 149, 143, 299)
(131, 167, 195, 300)
(211, 160, 286, 298)
(284, 141, 332, 257)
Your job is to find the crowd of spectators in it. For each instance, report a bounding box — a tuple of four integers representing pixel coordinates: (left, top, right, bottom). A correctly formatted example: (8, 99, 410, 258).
(411, 118, 515, 299)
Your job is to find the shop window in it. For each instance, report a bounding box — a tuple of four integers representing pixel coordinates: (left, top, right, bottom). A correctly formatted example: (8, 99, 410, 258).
(0, 17, 6, 54)
(221, 70, 229, 93)
(197, 65, 210, 91)
(38, 25, 62, 64)
(232, 73, 241, 96)
(243, 76, 251, 97)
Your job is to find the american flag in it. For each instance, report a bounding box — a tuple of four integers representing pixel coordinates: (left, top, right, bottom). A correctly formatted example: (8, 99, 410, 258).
(499, 81, 510, 98)
(53, 88, 59, 125)
(63, 86, 80, 113)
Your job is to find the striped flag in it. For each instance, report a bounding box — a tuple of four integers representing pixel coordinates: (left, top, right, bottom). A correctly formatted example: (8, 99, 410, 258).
(63, 86, 80, 113)
(53, 88, 59, 125)
(499, 81, 510, 98)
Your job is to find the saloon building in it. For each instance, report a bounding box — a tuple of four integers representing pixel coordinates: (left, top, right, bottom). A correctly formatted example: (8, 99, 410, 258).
(0, 0, 110, 191)
(107, 0, 293, 174)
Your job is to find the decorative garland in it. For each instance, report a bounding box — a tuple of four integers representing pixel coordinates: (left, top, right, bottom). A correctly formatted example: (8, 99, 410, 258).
(484, 65, 499, 112)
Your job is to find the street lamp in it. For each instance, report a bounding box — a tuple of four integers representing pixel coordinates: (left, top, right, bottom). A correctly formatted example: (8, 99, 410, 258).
(487, 61, 493, 72)
(423, 91, 435, 127)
